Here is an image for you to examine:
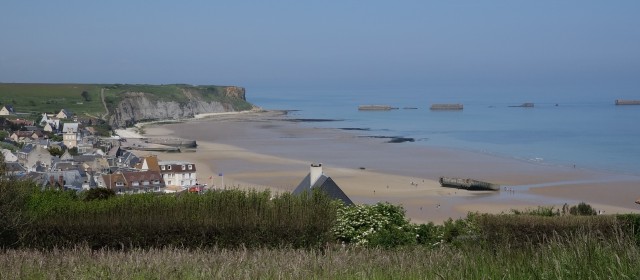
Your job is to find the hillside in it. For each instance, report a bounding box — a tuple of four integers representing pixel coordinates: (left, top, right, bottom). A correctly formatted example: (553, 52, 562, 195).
(0, 83, 254, 128)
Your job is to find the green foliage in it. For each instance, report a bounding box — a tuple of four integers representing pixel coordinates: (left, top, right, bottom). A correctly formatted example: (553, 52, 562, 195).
(18, 188, 337, 249)
(0, 130, 9, 139)
(0, 158, 37, 248)
(570, 202, 597, 216)
(82, 188, 116, 201)
(68, 147, 78, 156)
(333, 202, 414, 248)
(47, 147, 64, 157)
(511, 206, 560, 216)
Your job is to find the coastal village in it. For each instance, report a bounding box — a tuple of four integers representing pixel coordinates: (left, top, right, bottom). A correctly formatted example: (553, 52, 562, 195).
(0, 104, 205, 194)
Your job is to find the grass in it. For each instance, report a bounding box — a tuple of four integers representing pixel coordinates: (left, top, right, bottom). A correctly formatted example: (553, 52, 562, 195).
(0, 83, 105, 116)
(0, 234, 638, 279)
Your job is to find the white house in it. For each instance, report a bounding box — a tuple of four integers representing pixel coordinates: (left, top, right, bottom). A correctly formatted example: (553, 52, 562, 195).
(158, 161, 198, 188)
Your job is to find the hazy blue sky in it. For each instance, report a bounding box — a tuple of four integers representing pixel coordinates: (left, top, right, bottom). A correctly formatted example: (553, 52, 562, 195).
(1, 1, 639, 92)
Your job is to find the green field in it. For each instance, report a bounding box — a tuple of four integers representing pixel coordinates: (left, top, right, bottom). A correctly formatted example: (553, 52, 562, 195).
(0, 83, 105, 117)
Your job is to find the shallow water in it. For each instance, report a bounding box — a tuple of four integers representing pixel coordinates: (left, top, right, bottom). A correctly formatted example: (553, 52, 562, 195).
(250, 88, 640, 175)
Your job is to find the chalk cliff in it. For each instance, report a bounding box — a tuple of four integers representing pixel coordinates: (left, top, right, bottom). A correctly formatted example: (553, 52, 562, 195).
(106, 85, 253, 128)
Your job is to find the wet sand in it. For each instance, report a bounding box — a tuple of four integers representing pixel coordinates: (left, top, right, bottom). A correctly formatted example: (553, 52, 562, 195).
(138, 110, 640, 223)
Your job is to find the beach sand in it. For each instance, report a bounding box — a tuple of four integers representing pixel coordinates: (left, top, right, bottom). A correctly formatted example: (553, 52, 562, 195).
(137, 110, 640, 224)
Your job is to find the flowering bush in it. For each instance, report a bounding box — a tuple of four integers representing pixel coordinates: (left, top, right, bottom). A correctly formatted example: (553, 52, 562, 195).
(332, 202, 415, 247)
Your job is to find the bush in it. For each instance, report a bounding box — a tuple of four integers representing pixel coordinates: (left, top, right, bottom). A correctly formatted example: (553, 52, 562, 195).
(333, 202, 414, 248)
(82, 188, 116, 201)
(569, 202, 597, 216)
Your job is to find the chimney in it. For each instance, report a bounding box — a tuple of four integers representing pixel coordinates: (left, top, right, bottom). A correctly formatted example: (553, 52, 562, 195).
(58, 175, 64, 189)
(49, 175, 54, 188)
(310, 163, 323, 187)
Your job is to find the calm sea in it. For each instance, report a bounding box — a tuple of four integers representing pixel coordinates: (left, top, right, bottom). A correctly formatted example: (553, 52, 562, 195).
(249, 88, 640, 176)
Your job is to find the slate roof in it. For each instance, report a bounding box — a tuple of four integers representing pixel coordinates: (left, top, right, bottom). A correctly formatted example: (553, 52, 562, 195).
(62, 123, 79, 133)
(293, 174, 353, 205)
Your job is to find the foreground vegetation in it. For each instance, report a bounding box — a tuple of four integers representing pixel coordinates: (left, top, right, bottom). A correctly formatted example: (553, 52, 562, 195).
(2, 159, 640, 278)
(1, 234, 639, 279)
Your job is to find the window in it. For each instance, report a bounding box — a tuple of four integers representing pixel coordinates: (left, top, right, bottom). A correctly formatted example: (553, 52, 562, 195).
(167, 165, 171, 170)
(188, 165, 192, 170)
(161, 165, 165, 170)
(153, 180, 160, 185)
(143, 181, 149, 186)
(115, 182, 124, 187)
(168, 180, 172, 185)
(132, 181, 139, 186)
(181, 165, 185, 170)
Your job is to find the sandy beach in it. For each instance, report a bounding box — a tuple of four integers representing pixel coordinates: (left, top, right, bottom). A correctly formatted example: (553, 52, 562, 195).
(136, 110, 640, 223)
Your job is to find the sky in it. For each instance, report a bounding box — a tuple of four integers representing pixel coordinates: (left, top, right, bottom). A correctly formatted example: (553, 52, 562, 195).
(1, 1, 639, 93)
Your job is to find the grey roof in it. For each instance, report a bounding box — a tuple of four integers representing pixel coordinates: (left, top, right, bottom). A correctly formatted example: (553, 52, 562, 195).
(42, 170, 83, 190)
(293, 174, 353, 205)
(62, 122, 79, 133)
(2, 105, 14, 113)
(19, 143, 35, 154)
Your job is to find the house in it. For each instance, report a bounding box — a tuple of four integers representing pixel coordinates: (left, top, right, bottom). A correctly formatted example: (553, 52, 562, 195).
(57, 109, 74, 119)
(62, 123, 80, 148)
(4, 162, 27, 177)
(0, 105, 15, 116)
(8, 119, 34, 127)
(10, 130, 43, 142)
(18, 143, 54, 172)
(134, 155, 161, 172)
(1, 149, 18, 162)
(292, 163, 353, 205)
(41, 170, 84, 191)
(101, 170, 165, 194)
(158, 161, 198, 188)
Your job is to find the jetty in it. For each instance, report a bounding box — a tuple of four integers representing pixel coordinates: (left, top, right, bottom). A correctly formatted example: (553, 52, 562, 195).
(615, 99, 640, 105)
(439, 177, 500, 191)
(358, 105, 398, 111)
(509, 102, 534, 108)
(430, 104, 463, 110)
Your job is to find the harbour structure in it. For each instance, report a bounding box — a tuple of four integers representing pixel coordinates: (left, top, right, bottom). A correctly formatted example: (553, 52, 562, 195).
(439, 177, 500, 191)
(358, 105, 397, 111)
(509, 102, 534, 108)
(430, 104, 463, 110)
(615, 99, 640, 105)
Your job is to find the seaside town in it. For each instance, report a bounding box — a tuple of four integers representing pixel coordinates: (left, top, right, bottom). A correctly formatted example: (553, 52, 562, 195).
(0, 104, 204, 194)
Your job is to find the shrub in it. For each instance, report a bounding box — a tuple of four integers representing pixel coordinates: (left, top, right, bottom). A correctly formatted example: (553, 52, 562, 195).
(333, 202, 414, 248)
(569, 202, 597, 216)
(82, 188, 116, 201)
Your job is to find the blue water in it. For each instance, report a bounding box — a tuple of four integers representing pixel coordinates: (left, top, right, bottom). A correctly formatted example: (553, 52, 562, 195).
(248, 88, 640, 176)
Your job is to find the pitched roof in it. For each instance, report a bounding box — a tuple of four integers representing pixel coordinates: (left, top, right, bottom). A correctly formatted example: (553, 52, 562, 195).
(135, 155, 161, 171)
(62, 123, 79, 133)
(293, 174, 353, 205)
(1, 105, 15, 113)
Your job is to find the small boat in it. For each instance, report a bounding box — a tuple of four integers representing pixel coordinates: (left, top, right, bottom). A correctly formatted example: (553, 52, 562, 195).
(439, 177, 500, 191)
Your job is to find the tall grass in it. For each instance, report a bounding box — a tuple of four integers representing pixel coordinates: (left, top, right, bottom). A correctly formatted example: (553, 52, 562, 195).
(1, 233, 638, 279)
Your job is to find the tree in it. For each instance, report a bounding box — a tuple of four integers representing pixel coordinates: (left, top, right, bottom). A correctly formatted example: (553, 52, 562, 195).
(68, 147, 79, 156)
(81, 91, 91, 102)
(47, 147, 64, 157)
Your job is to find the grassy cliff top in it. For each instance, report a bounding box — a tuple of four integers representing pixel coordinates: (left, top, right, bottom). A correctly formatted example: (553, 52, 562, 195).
(0, 83, 249, 119)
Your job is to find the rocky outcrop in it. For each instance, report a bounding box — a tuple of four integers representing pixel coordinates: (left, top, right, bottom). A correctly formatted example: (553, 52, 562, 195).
(107, 86, 252, 128)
